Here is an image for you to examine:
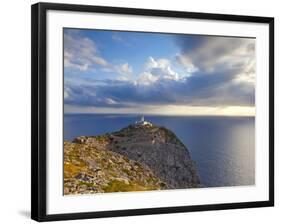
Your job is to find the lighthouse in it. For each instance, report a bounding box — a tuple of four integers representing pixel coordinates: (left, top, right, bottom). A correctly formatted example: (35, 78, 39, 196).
(135, 115, 152, 127)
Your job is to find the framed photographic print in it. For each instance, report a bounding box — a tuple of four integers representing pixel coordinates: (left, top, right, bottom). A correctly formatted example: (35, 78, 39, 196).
(31, 2, 274, 222)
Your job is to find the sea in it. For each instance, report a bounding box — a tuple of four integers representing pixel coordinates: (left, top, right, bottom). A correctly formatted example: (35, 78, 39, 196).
(64, 114, 255, 188)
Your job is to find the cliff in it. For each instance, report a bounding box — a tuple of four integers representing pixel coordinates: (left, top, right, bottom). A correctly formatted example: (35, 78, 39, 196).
(72, 122, 200, 190)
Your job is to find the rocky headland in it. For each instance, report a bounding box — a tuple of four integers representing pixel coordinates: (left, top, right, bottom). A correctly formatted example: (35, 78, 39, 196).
(64, 120, 200, 195)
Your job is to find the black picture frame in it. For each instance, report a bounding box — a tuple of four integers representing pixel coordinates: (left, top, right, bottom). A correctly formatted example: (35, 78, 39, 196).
(31, 2, 274, 222)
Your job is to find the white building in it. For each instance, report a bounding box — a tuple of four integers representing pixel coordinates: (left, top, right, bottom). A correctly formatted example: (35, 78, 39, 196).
(135, 115, 152, 127)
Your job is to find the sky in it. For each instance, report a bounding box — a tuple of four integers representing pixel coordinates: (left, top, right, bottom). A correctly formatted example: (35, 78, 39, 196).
(64, 28, 255, 116)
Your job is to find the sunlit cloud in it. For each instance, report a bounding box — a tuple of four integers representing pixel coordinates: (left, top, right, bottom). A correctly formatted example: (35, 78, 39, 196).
(65, 104, 255, 117)
(64, 29, 255, 116)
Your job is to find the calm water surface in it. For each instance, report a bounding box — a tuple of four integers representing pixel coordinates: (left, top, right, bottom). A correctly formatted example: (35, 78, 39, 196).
(64, 114, 255, 188)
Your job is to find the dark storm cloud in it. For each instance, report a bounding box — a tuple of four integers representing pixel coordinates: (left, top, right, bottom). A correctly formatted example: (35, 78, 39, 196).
(175, 35, 255, 73)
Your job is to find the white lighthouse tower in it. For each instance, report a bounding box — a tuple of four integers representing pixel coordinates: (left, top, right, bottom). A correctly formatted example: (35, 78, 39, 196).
(135, 115, 152, 127)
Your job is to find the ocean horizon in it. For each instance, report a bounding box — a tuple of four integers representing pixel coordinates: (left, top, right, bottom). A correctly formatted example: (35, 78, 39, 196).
(64, 113, 255, 188)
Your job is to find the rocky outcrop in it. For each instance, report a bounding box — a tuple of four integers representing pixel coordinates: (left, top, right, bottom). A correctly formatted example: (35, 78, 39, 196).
(64, 141, 164, 195)
(73, 123, 200, 189)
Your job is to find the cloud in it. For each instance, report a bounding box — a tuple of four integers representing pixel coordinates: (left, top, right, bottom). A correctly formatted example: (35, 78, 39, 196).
(64, 78, 137, 108)
(175, 35, 255, 78)
(175, 54, 198, 73)
(111, 32, 132, 47)
(64, 30, 133, 75)
(116, 63, 133, 75)
(64, 66, 254, 109)
(136, 57, 181, 85)
(64, 30, 110, 71)
(137, 72, 159, 85)
(64, 33, 255, 111)
(112, 33, 123, 42)
(172, 35, 256, 106)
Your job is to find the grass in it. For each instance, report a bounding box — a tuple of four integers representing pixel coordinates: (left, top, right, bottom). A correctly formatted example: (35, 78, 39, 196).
(77, 181, 95, 187)
(102, 179, 159, 193)
(94, 135, 108, 143)
(122, 168, 131, 176)
(64, 162, 86, 179)
(64, 144, 88, 179)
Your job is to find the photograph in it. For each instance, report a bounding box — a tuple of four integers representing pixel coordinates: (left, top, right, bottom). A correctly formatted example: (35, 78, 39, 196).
(63, 28, 256, 195)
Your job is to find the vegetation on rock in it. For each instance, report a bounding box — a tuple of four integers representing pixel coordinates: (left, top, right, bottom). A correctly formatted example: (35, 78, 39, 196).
(64, 141, 164, 195)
